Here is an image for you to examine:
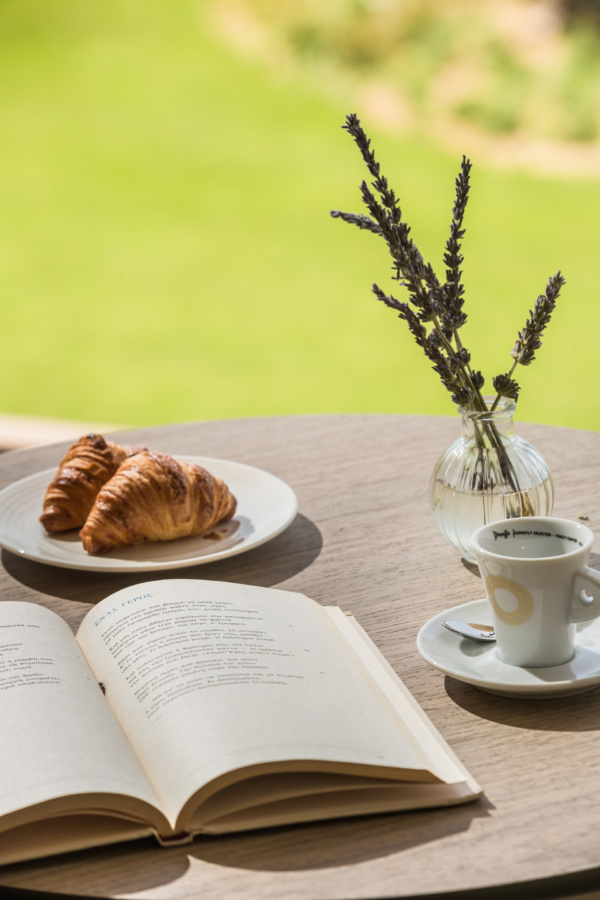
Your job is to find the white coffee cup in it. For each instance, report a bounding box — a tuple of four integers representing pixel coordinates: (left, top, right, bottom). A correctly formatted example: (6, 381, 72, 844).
(471, 516, 600, 667)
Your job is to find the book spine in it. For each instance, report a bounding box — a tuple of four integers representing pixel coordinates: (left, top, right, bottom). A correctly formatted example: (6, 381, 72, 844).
(154, 831, 194, 848)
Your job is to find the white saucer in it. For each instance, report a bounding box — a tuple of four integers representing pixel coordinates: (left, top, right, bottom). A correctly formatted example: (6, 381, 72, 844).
(417, 599, 600, 698)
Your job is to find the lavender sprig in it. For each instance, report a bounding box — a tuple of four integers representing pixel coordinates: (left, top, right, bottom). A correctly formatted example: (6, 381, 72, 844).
(440, 156, 471, 323)
(330, 210, 381, 234)
(511, 272, 565, 366)
(330, 114, 565, 416)
(491, 373, 521, 401)
(336, 114, 441, 323)
(489, 271, 565, 410)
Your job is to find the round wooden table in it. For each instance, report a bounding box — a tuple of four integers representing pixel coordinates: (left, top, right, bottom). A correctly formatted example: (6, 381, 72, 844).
(1, 414, 600, 900)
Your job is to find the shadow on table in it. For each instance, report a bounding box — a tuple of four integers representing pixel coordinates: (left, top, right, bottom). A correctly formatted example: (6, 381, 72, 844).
(185, 801, 492, 872)
(0, 801, 492, 898)
(1, 513, 323, 612)
(445, 676, 600, 732)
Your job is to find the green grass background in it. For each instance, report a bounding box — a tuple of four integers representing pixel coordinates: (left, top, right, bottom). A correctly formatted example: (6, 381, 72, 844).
(0, 0, 598, 431)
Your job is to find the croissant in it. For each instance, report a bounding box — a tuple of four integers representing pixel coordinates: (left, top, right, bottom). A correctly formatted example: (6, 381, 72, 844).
(40, 434, 145, 534)
(79, 451, 237, 554)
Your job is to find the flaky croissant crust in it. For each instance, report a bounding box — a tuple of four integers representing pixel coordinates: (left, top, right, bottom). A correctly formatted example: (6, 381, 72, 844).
(80, 451, 237, 554)
(40, 434, 144, 534)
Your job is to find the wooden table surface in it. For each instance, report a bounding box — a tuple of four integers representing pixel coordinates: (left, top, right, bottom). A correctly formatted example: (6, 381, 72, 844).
(1, 413, 600, 900)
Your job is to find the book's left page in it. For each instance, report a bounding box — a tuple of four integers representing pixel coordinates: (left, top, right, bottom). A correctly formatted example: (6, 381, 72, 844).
(0, 601, 169, 864)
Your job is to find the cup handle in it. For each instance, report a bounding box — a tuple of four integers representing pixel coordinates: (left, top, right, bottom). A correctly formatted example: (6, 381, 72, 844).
(570, 567, 600, 623)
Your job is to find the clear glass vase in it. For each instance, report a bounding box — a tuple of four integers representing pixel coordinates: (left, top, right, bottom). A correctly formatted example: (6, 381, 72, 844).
(429, 399, 554, 562)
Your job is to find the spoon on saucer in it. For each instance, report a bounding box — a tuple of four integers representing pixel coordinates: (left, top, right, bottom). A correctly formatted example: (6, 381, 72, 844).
(442, 620, 496, 642)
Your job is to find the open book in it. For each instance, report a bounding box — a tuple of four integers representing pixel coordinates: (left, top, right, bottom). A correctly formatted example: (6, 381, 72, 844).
(0, 579, 482, 865)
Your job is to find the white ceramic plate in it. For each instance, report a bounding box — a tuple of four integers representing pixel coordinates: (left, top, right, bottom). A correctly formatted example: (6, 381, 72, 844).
(0, 456, 298, 573)
(417, 598, 600, 699)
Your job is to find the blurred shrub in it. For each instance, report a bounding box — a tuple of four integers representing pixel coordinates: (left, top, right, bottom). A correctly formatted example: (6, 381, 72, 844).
(560, 0, 600, 23)
(209, 0, 600, 146)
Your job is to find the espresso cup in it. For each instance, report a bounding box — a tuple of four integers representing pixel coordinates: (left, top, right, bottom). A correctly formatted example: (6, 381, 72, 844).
(471, 517, 600, 667)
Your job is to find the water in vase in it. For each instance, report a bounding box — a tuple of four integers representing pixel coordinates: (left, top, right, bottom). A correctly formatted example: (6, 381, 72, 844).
(430, 480, 553, 563)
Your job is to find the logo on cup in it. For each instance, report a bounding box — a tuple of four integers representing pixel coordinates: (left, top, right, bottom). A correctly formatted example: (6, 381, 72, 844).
(485, 575, 534, 626)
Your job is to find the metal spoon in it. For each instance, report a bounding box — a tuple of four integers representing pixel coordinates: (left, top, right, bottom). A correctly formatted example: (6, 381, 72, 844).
(442, 620, 496, 642)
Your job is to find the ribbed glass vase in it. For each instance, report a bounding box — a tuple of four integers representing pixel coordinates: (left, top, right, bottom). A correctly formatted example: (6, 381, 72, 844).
(429, 399, 554, 562)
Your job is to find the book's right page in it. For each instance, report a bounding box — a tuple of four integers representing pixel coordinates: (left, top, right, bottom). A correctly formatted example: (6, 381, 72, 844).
(189, 607, 482, 834)
(325, 608, 481, 795)
(76, 579, 471, 832)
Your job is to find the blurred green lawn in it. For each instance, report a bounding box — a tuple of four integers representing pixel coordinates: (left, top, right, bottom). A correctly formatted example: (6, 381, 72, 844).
(0, 0, 598, 431)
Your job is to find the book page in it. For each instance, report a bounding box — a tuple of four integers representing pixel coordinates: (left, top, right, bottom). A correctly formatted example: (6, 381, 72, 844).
(325, 609, 479, 790)
(0, 602, 166, 834)
(77, 580, 447, 830)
